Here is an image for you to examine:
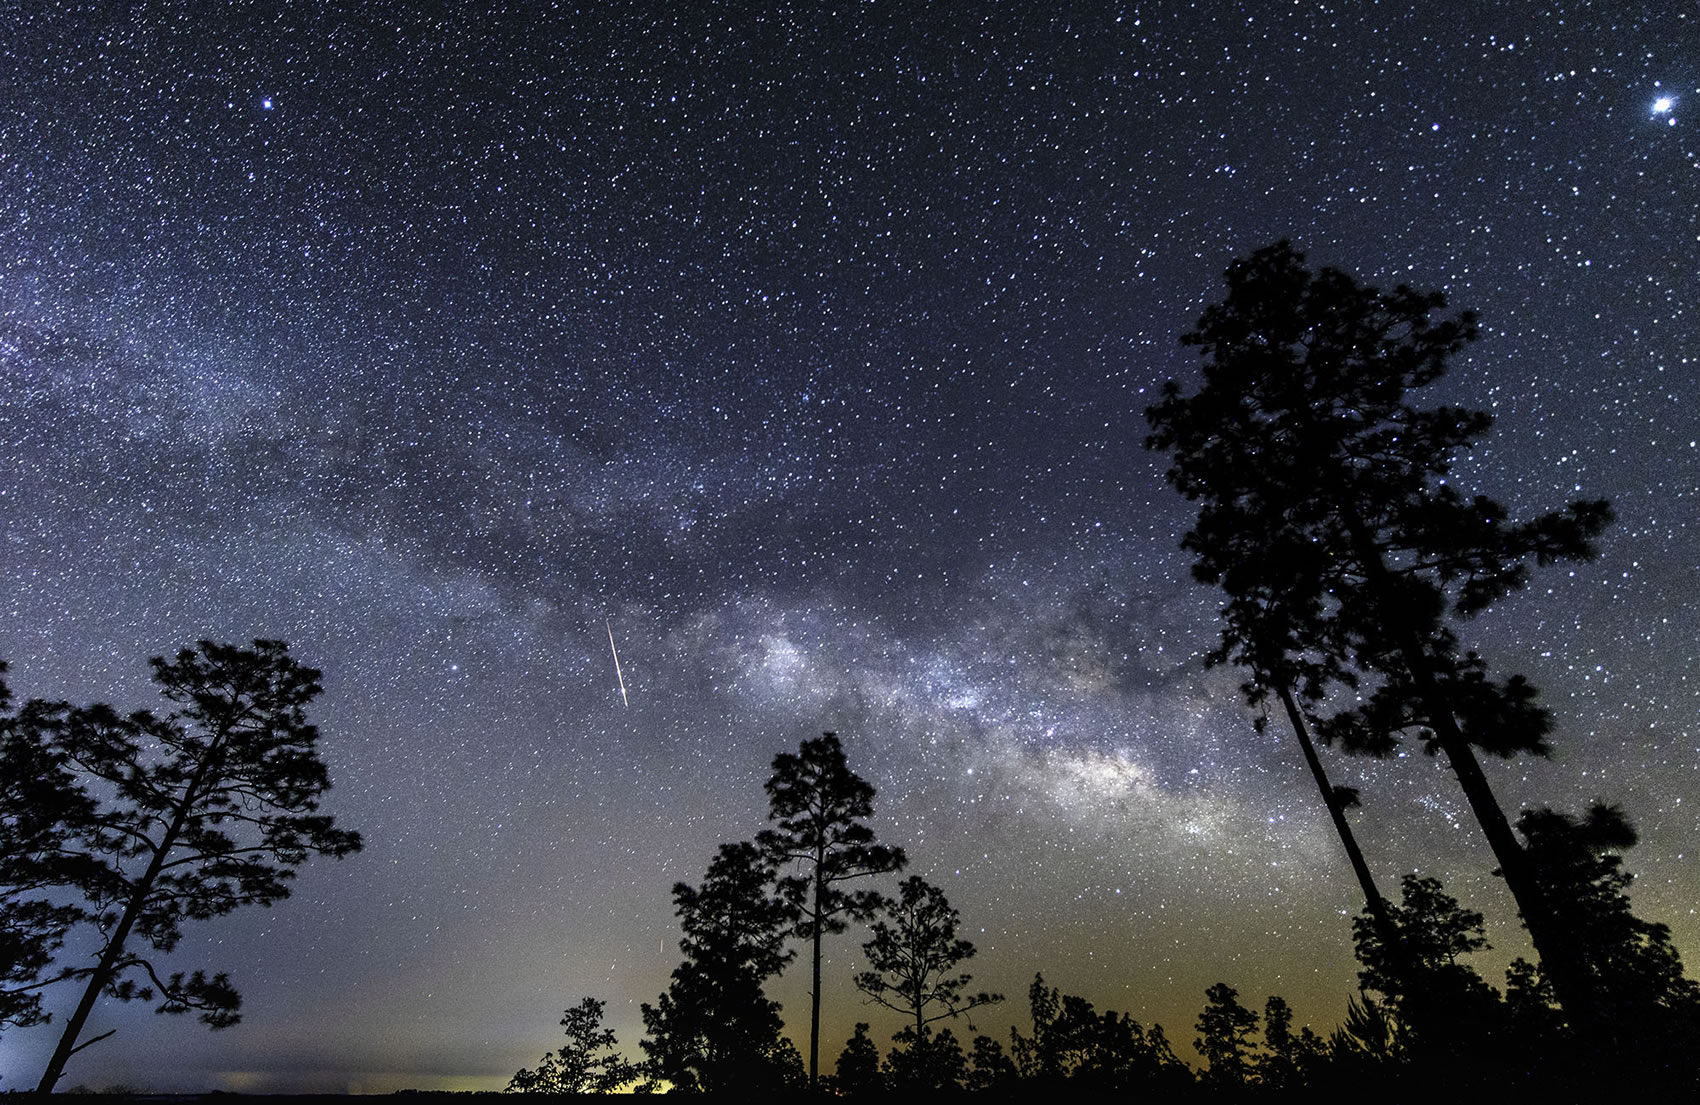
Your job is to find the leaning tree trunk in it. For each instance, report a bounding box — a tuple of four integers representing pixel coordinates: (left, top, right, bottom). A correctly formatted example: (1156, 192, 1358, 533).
(1343, 516, 1601, 1048)
(37, 851, 162, 1091)
(1274, 683, 1396, 939)
(1274, 683, 1448, 1047)
(37, 703, 236, 1092)
(37, 778, 201, 1091)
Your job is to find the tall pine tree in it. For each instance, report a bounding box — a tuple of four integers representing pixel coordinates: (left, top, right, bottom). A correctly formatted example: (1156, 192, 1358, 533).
(757, 732, 905, 1085)
(1145, 241, 1611, 1033)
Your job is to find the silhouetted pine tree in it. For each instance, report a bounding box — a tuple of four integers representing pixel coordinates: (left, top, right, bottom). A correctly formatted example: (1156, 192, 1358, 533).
(33, 641, 362, 1092)
(855, 875, 1001, 1039)
(831, 1022, 885, 1097)
(757, 731, 906, 1086)
(1144, 362, 1403, 965)
(639, 842, 800, 1092)
(1145, 241, 1612, 1033)
(1513, 804, 1700, 1076)
(1195, 982, 1259, 1091)
(508, 996, 639, 1093)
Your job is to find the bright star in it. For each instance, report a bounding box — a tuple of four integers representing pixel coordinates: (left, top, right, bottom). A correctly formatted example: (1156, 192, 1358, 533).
(1652, 96, 1674, 114)
(261, 97, 274, 110)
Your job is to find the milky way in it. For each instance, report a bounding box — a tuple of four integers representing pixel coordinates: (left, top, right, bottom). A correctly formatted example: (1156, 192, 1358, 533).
(2, 2, 1696, 1092)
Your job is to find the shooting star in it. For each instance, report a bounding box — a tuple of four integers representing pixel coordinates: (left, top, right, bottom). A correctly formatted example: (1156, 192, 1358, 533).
(606, 619, 629, 707)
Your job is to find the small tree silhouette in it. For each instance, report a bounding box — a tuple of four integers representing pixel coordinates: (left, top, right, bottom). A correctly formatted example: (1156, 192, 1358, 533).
(1351, 873, 1504, 1067)
(831, 1022, 884, 1097)
(1259, 995, 1327, 1089)
(640, 841, 799, 1092)
(964, 1033, 1018, 1091)
(1353, 875, 1491, 998)
(1195, 982, 1259, 1089)
(883, 1024, 967, 1091)
(854, 875, 1001, 1039)
(508, 996, 639, 1093)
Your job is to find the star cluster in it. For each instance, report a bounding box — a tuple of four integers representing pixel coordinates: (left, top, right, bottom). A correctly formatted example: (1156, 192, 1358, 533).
(1, 1, 1696, 1092)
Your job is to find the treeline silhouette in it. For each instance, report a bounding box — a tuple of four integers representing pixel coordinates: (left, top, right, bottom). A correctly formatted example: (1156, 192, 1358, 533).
(513, 732, 1700, 1095)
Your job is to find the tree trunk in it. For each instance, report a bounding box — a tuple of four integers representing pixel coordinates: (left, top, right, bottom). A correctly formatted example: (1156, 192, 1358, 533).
(37, 707, 234, 1092)
(809, 928, 822, 1085)
(1276, 684, 1449, 1045)
(807, 844, 823, 1087)
(1274, 683, 1395, 940)
(1342, 516, 1599, 1042)
(37, 796, 187, 1091)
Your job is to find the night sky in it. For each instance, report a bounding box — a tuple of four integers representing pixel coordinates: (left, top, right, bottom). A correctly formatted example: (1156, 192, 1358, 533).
(2, 0, 1697, 1093)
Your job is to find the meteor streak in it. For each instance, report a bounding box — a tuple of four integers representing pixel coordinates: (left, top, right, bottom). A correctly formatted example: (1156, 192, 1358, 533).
(606, 619, 629, 707)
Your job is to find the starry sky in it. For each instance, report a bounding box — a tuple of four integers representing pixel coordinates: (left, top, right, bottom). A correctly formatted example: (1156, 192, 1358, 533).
(1, 0, 1696, 1093)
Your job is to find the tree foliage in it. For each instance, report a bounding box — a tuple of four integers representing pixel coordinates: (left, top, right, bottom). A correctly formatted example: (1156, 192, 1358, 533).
(1513, 804, 1700, 1057)
(756, 730, 905, 1084)
(1353, 875, 1490, 999)
(1009, 973, 1189, 1092)
(964, 1033, 1018, 1092)
(1, 664, 94, 1038)
(33, 640, 362, 1091)
(1194, 982, 1259, 1089)
(1351, 873, 1502, 1061)
(854, 875, 1000, 1037)
(1259, 995, 1329, 1090)
(639, 841, 799, 1092)
(1147, 242, 1609, 656)
(831, 1022, 884, 1097)
(1326, 993, 1403, 1073)
(883, 1024, 967, 1092)
(508, 996, 640, 1093)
